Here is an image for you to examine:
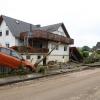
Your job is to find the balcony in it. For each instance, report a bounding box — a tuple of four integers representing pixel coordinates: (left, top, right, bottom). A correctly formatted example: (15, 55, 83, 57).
(20, 30, 74, 44)
(11, 46, 49, 53)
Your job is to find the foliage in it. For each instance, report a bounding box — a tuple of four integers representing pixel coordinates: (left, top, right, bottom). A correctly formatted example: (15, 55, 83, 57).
(82, 51, 89, 58)
(91, 46, 96, 51)
(83, 51, 100, 64)
(37, 66, 46, 74)
(96, 50, 100, 54)
(82, 46, 91, 51)
(84, 57, 95, 64)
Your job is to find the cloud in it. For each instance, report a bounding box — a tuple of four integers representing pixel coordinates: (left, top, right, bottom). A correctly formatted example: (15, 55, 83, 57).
(0, 0, 100, 47)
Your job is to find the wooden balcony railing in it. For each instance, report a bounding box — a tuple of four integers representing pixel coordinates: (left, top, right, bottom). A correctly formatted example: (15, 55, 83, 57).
(11, 46, 49, 53)
(20, 30, 74, 44)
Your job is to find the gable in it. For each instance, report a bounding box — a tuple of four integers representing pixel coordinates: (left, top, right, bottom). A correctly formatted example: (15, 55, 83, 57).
(0, 19, 16, 47)
(0, 20, 9, 33)
(40, 23, 70, 38)
(0, 15, 38, 38)
(52, 26, 66, 37)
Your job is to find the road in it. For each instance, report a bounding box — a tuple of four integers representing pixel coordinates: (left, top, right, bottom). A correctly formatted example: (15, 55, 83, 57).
(0, 68, 100, 100)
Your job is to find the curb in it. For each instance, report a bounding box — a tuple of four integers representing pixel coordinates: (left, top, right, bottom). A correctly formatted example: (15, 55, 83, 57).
(0, 66, 93, 86)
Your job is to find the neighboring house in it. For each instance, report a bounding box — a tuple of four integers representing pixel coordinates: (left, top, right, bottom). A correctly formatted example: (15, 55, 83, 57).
(95, 42, 100, 51)
(0, 15, 74, 65)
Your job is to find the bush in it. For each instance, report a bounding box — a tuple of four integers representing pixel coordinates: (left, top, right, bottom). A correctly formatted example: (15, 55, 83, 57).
(37, 66, 46, 74)
(84, 57, 95, 64)
(96, 50, 100, 54)
(82, 51, 89, 58)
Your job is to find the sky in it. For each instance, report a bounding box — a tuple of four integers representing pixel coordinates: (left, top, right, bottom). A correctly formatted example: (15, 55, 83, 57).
(0, 0, 100, 47)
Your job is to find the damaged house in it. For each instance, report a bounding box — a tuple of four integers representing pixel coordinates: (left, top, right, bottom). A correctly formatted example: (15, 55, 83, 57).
(0, 15, 74, 65)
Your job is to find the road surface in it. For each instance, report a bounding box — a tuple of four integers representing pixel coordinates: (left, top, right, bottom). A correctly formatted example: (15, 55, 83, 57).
(0, 68, 100, 100)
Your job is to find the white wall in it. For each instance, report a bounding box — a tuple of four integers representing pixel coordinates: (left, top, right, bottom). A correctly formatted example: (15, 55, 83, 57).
(52, 26, 66, 37)
(22, 53, 69, 66)
(48, 41, 69, 55)
(47, 26, 70, 62)
(0, 20, 16, 47)
(22, 54, 44, 65)
(47, 55, 69, 63)
(15, 38, 24, 46)
(47, 42, 69, 62)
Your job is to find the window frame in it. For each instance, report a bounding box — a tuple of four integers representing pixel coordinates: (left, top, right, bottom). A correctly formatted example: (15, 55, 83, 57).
(6, 43, 10, 48)
(64, 45, 67, 51)
(6, 30, 9, 36)
(37, 55, 41, 59)
(0, 31, 2, 36)
(55, 45, 59, 50)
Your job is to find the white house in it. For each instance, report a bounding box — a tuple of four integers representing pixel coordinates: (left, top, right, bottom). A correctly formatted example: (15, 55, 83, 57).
(0, 15, 74, 65)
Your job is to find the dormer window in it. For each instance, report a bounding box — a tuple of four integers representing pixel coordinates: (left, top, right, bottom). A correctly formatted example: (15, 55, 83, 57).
(6, 30, 9, 36)
(16, 20, 19, 24)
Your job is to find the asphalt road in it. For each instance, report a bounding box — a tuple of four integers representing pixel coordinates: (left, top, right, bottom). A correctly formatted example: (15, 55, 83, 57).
(0, 68, 100, 100)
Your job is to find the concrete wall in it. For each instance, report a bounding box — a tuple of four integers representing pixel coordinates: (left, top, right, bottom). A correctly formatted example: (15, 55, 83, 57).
(48, 42, 69, 55)
(21, 53, 69, 65)
(22, 54, 44, 65)
(47, 42, 69, 63)
(0, 20, 16, 47)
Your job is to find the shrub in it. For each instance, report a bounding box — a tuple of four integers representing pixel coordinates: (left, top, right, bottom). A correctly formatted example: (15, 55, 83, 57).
(84, 57, 95, 64)
(82, 51, 89, 58)
(96, 50, 100, 54)
(37, 66, 46, 74)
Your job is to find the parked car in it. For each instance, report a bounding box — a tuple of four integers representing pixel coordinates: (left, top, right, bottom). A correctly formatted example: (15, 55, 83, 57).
(0, 46, 35, 72)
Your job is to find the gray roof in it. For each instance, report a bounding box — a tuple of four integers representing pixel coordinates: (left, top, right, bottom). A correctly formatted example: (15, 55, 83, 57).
(1, 15, 38, 37)
(0, 15, 70, 38)
(39, 23, 70, 37)
(96, 42, 100, 49)
(39, 23, 62, 32)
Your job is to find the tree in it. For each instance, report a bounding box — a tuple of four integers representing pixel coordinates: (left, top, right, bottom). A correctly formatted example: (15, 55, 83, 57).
(82, 51, 89, 58)
(82, 46, 91, 51)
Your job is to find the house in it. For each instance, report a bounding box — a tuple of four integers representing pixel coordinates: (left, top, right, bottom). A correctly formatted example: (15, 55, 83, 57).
(0, 15, 74, 65)
(95, 42, 100, 51)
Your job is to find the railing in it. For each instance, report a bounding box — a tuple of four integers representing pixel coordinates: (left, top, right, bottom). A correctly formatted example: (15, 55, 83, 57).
(20, 30, 74, 44)
(11, 46, 49, 53)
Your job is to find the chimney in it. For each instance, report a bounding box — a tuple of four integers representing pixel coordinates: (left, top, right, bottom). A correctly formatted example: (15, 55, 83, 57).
(30, 24, 33, 32)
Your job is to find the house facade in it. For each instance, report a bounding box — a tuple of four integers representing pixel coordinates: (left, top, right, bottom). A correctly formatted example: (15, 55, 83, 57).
(95, 42, 100, 51)
(0, 15, 74, 65)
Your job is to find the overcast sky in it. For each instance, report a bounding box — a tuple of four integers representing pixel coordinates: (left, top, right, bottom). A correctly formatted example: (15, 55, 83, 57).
(0, 0, 100, 47)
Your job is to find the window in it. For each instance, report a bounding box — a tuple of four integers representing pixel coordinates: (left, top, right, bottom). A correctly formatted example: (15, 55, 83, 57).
(51, 44, 55, 49)
(51, 44, 59, 50)
(0, 48, 10, 55)
(64, 45, 67, 51)
(6, 43, 10, 48)
(63, 56, 64, 58)
(0, 47, 22, 59)
(37, 55, 41, 59)
(55, 45, 59, 50)
(0, 31, 2, 36)
(26, 55, 30, 59)
(10, 50, 22, 59)
(6, 30, 9, 36)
